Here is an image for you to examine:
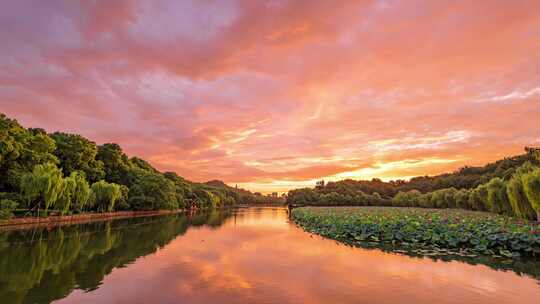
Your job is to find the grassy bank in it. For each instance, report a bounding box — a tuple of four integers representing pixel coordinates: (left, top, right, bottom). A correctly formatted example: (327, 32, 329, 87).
(0, 210, 186, 230)
(292, 207, 540, 258)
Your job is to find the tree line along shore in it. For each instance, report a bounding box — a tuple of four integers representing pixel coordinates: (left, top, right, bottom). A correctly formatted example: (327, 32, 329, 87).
(0, 113, 282, 220)
(287, 147, 540, 221)
(2, 110, 540, 224)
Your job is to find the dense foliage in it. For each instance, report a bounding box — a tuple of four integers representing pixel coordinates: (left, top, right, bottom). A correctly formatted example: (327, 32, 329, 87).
(0, 113, 270, 218)
(287, 148, 540, 220)
(292, 207, 540, 258)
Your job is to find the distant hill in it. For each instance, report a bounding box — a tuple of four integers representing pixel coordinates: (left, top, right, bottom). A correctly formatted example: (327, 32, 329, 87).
(204, 180, 285, 205)
(204, 180, 230, 189)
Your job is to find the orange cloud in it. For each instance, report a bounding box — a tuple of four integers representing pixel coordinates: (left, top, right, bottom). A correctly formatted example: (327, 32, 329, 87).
(1, 1, 539, 192)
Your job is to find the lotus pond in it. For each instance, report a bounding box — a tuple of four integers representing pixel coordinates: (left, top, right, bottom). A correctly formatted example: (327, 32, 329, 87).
(292, 207, 540, 258)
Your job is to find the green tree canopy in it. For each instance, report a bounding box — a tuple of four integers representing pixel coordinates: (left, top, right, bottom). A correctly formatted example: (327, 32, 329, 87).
(96, 143, 131, 185)
(487, 178, 512, 215)
(0, 114, 57, 192)
(506, 163, 537, 219)
(128, 169, 181, 210)
(20, 163, 65, 211)
(522, 168, 540, 220)
(70, 171, 91, 212)
(50, 132, 105, 183)
(89, 181, 122, 212)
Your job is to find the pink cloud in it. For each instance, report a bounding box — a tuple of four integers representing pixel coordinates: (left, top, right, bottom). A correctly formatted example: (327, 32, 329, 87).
(1, 0, 539, 192)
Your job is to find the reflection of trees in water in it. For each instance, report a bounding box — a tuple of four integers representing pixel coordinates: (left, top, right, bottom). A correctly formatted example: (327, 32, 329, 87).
(0, 210, 232, 304)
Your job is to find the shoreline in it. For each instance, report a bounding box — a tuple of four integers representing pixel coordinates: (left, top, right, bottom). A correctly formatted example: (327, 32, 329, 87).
(0, 210, 187, 231)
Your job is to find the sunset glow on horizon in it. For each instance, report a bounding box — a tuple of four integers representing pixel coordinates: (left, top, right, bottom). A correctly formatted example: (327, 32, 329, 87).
(1, 1, 539, 193)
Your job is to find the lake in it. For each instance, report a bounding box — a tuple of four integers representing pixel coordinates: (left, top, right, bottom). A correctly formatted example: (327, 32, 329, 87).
(1, 207, 539, 303)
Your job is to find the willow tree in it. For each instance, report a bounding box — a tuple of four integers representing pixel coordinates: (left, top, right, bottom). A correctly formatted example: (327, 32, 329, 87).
(466, 185, 488, 211)
(89, 181, 122, 212)
(487, 178, 512, 215)
(20, 163, 65, 213)
(418, 192, 433, 208)
(430, 189, 445, 208)
(392, 191, 406, 207)
(70, 171, 91, 212)
(507, 175, 535, 219)
(522, 168, 540, 221)
(393, 190, 421, 207)
(454, 189, 470, 209)
(506, 163, 536, 219)
(56, 175, 76, 215)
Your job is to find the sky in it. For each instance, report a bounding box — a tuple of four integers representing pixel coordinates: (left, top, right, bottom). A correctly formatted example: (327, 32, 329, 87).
(1, 0, 539, 193)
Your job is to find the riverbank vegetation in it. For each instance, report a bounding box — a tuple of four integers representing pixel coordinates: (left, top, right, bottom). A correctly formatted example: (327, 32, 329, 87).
(287, 148, 540, 220)
(292, 207, 540, 258)
(0, 113, 274, 219)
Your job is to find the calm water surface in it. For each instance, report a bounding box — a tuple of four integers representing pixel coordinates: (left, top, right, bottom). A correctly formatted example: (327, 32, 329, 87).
(1, 207, 539, 304)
